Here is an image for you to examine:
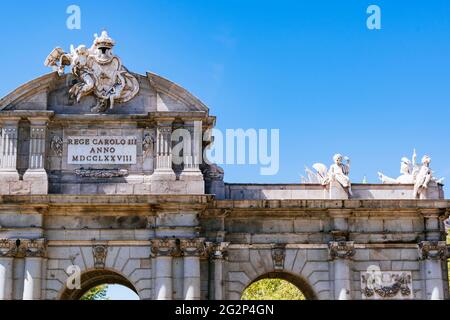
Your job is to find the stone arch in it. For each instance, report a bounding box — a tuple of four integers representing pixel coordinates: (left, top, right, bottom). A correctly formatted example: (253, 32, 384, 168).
(241, 271, 318, 300)
(59, 268, 139, 300)
(226, 247, 331, 299)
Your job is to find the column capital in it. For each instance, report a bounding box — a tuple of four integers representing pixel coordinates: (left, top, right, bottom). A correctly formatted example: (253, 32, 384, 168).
(180, 238, 206, 257)
(150, 239, 179, 257)
(328, 241, 355, 260)
(0, 238, 46, 258)
(207, 242, 230, 260)
(418, 241, 448, 261)
(0, 239, 17, 257)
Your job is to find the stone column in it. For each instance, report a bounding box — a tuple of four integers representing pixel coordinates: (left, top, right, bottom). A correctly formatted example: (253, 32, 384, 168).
(23, 257, 42, 300)
(151, 121, 176, 180)
(0, 239, 16, 300)
(180, 121, 202, 174)
(0, 117, 20, 181)
(329, 241, 355, 300)
(418, 241, 448, 300)
(209, 242, 229, 300)
(22, 239, 46, 300)
(180, 121, 204, 194)
(180, 239, 205, 300)
(151, 239, 177, 300)
(23, 117, 49, 194)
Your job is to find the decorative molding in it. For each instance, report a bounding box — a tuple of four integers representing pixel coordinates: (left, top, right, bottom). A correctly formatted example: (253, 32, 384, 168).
(208, 242, 230, 260)
(142, 132, 155, 157)
(271, 243, 286, 270)
(0, 239, 17, 257)
(361, 271, 413, 299)
(93, 244, 108, 269)
(328, 241, 355, 260)
(418, 241, 447, 260)
(0, 238, 46, 258)
(50, 135, 63, 157)
(45, 31, 139, 113)
(180, 239, 206, 257)
(201, 163, 224, 182)
(24, 239, 47, 257)
(75, 168, 129, 178)
(150, 239, 179, 257)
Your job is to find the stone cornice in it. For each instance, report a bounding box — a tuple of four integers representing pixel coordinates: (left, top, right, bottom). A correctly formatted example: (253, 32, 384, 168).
(0, 197, 449, 218)
(0, 72, 57, 110)
(0, 111, 54, 120)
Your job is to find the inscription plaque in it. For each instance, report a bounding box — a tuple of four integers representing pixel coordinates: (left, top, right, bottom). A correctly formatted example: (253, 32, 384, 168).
(67, 136, 137, 164)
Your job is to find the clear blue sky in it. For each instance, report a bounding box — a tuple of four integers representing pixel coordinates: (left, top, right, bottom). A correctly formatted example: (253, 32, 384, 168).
(1, 0, 450, 193)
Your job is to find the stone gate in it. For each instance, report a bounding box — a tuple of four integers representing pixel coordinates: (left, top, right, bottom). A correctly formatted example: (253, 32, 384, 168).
(0, 32, 448, 300)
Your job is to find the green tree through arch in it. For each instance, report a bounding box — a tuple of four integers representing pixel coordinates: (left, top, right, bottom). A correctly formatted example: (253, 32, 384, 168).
(80, 285, 108, 300)
(241, 278, 306, 300)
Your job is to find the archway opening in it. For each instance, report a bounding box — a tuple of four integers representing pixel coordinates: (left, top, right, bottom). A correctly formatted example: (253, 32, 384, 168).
(60, 269, 139, 300)
(241, 272, 316, 300)
(81, 284, 139, 300)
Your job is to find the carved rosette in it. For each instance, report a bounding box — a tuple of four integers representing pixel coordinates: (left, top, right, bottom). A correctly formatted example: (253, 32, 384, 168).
(418, 241, 448, 260)
(207, 242, 230, 260)
(271, 243, 286, 270)
(0, 238, 46, 258)
(328, 241, 355, 260)
(93, 244, 108, 269)
(180, 239, 206, 257)
(150, 239, 179, 258)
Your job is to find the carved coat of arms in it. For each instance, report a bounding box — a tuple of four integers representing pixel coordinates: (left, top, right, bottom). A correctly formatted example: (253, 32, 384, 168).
(44, 31, 139, 112)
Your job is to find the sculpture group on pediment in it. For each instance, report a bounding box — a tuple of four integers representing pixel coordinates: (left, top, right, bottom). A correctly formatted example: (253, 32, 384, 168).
(302, 149, 444, 199)
(377, 149, 444, 199)
(44, 31, 139, 113)
(303, 153, 352, 196)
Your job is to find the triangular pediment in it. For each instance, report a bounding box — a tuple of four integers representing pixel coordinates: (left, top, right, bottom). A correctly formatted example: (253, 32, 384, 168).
(0, 71, 209, 115)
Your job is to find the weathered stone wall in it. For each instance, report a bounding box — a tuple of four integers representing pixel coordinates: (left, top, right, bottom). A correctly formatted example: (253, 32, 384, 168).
(0, 69, 448, 301)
